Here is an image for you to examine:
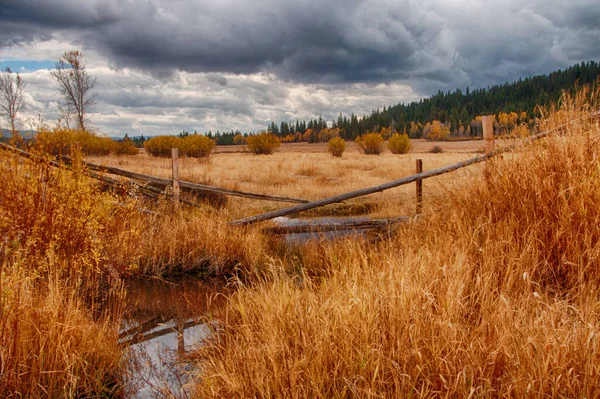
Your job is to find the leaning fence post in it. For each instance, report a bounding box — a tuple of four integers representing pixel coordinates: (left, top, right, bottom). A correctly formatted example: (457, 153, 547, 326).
(416, 158, 423, 214)
(172, 148, 180, 208)
(482, 115, 495, 154)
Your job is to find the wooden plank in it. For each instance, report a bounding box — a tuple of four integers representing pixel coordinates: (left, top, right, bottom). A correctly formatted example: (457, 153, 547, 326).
(0, 142, 203, 208)
(229, 115, 595, 226)
(71, 143, 82, 172)
(58, 154, 310, 204)
(263, 217, 411, 234)
(87, 170, 201, 208)
(125, 319, 202, 346)
(416, 159, 423, 214)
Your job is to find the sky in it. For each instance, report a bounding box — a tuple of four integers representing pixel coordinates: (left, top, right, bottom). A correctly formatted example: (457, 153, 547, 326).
(1, 0, 599, 137)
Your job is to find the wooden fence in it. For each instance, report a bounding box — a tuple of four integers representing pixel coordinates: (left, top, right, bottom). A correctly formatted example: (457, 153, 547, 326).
(1, 110, 598, 235)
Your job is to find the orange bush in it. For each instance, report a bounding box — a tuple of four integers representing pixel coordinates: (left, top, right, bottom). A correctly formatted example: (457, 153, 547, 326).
(327, 137, 346, 157)
(114, 137, 139, 155)
(34, 128, 116, 156)
(144, 135, 180, 157)
(247, 132, 281, 155)
(355, 133, 384, 155)
(181, 134, 216, 161)
(387, 133, 411, 154)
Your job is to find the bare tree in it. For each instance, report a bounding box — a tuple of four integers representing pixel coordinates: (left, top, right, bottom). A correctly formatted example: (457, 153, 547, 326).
(0, 67, 26, 141)
(57, 102, 75, 130)
(51, 50, 97, 132)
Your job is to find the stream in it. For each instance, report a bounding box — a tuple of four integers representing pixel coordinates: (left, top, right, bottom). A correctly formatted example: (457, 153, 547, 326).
(120, 276, 225, 399)
(118, 217, 375, 397)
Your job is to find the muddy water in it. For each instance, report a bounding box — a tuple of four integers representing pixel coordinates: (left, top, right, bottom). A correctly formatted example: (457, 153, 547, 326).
(120, 276, 226, 399)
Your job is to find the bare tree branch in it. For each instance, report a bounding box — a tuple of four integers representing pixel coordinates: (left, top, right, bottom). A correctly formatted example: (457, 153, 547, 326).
(50, 51, 97, 132)
(0, 67, 26, 142)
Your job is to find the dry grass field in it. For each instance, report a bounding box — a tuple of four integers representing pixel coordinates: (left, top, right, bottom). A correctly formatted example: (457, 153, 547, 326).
(88, 140, 493, 220)
(213, 138, 489, 154)
(2, 86, 600, 397)
(191, 88, 600, 398)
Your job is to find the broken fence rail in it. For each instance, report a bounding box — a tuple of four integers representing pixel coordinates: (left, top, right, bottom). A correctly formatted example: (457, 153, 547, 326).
(0, 142, 310, 204)
(58, 154, 310, 204)
(230, 111, 600, 226)
(263, 217, 412, 235)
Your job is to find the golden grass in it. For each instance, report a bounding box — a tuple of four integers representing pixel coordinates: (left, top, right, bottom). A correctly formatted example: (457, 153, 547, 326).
(0, 264, 124, 398)
(0, 149, 267, 395)
(192, 88, 600, 397)
(2, 85, 598, 396)
(87, 148, 477, 221)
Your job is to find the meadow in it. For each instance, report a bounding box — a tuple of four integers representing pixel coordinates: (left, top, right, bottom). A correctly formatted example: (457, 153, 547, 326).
(1, 86, 600, 397)
(87, 139, 493, 221)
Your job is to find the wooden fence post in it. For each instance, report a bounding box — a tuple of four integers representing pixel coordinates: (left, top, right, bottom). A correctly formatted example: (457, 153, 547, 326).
(172, 148, 180, 208)
(482, 115, 495, 154)
(416, 159, 423, 214)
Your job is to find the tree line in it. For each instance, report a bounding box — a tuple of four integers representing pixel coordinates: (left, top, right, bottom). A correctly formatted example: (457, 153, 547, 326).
(259, 60, 600, 143)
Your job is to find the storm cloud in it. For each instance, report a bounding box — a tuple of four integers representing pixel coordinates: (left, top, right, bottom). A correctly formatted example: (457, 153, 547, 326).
(1, 0, 599, 135)
(3, 0, 599, 88)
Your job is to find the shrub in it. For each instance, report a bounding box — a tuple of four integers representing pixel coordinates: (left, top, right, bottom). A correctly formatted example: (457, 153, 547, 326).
(114, 136, 139, 156)
(144, 135, 181, 157)
(34, 128, 116, 156)
(387, 133, 411, 154)
(78, 131, 116, 156)
(233, 134, 246, 145)
(327, 137, 346, 157)
(247, 132, 281, 155)
(355, 133, 384, 155)
(35, 127, 77, 156)
(181, 134, 216, 161)
(429, 145, 443, 153)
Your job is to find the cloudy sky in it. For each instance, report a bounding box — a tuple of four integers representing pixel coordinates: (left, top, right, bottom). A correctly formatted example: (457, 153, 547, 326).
(1, 0, 599, 137)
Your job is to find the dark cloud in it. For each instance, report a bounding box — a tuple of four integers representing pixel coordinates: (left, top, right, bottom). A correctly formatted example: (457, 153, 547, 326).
(206, 73, 228, 86)
(2, 0, 600, 95)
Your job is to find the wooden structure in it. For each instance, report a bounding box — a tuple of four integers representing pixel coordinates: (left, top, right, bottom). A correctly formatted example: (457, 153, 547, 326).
(415, 159, 423, 214)
(1, 110, 597, 238)
(482, 115, 495, 154)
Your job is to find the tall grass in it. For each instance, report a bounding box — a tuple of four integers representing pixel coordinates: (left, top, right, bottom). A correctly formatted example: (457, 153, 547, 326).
(194, 88, 600, 397)
(0, 148, 268, 395)
(0, 262, 124, 397)
(0, 154, 131, 397)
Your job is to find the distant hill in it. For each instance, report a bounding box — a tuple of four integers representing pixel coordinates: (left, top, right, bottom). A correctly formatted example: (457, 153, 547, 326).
(1, 129, 37, 140)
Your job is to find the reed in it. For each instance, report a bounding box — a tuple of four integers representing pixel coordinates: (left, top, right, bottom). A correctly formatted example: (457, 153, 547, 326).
(193, 87, 600, 397)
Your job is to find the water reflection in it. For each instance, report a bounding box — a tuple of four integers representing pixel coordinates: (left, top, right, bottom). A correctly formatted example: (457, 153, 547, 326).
(120, 276, 225, 399)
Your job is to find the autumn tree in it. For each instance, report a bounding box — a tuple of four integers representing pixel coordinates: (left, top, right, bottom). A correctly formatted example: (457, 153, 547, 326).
(0, 67, 26, 141)
(51, 51, 97, 132)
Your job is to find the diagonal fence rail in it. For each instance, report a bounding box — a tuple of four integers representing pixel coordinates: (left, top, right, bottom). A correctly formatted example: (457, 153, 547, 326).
(229, 111, 600, 226)
(0, 142, 310, 205)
